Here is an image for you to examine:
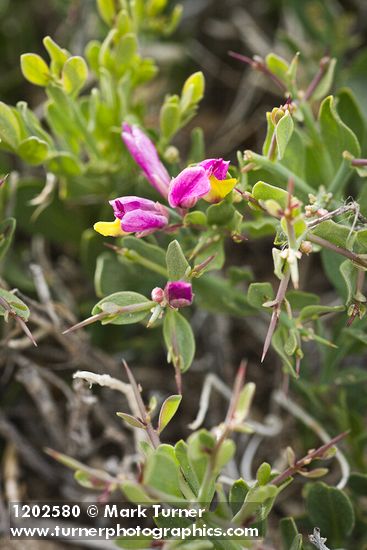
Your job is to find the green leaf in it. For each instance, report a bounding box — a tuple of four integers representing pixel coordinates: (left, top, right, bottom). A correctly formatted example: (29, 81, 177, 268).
(247, 282, 274, 309)
(284, 329, 298, 355)
(120, 481, 157, 504)
(43, 36, 69, 75)
(229, 479, 249, 516)
(233, 484, 279, 523)
(354, 228, 367, 254)
(311, 220, 355, 249)
(319, 95, 360, 175)
(97, 0, 117, 25)
(47, 152, 83, 176)
(85, 40, 101, 74)
(74, 470, 107, 490)
(337, 87, 366, 148)
(181, 72, 205, 108)
(280, 517, 300, 550)
(163, 309, 195, 372)
(174, 440, 200, 495)
(252, 181, 288, 209)
(21, 53, 50, 86)
(187, 430, 214, 487)
(0, 218, 16, 262)
(235, 382, 256, 423)
(290, 535, 303, 550)
(216, 439, 235, 470)
(298, 304, 345, 322)
(321, 249, 346, 298)
(348, 472, 367, 496)
(194, 235, 225, 273)
(286, 290, 320, 310)
(340, 260, 359, 304)
(276, 111, 294, 159)
(256, 462, 272, 486)
(207, 201, 236, 226)
(184, 210, 207, 226)
(265, 53, 289, 83)
(160, 97, 180, 141)
(115, 33, 138, 69)
(158, 395, 182, 434)
(122, 236, 167, 271)
(0, 288, 30, 321)
(166, 240, 190, 280)
(272, 326, 297, 377)
(92, 291, 152, 325)
(312, 58, 337, 100)
(115, 538, 152, 550)
(18, 137, 49, 165)
(116, 412, 146, 430)
(94, 252, 126, 298)
(306, 482, 355, 544)
(262, 111, 275, 158)
(0, 102, 22, 150)
(194, 274, 255, 317)
(62, 56, 88, 95)
(143, 445, 182, 499)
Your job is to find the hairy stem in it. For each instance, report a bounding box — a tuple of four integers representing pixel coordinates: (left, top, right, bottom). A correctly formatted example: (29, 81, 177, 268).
(271, 430, 348, 486)
(308, 233, 367, 269)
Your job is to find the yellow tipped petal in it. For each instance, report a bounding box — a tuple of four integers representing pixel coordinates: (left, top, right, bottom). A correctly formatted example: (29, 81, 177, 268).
(203, 176, 238, 203)
(93, 218, 128, 237)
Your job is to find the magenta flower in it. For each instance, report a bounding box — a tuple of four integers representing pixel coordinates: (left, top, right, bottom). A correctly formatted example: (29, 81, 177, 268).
(168, 166, 210, 208)
(122, 123, 170, 198)
(168, 158, 235, 208)
(199, 158, 230, 180)
(94, 196, 169, 238)
(164, 281, 194, 308)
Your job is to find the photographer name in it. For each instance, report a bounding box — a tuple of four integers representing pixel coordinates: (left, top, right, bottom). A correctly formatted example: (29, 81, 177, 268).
(104, 504, 205, 519)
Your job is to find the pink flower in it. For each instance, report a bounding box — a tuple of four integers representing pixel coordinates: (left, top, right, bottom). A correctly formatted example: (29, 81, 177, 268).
(168, 158, 235, 208)
(94, 196, 169, 238)
(164, 281, 193, 308)
(168, 166, 210, 209)
(122, 123, 170, 198)
(199, 158, 230, 180)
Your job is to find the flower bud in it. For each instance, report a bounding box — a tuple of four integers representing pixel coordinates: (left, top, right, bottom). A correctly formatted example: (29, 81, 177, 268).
(151, 287, 165, 303)
(164, 281, 193, 308)
(300, 241, 313, 255)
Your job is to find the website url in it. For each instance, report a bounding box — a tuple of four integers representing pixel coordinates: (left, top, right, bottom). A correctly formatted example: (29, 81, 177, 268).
(10, 523, 259, 541)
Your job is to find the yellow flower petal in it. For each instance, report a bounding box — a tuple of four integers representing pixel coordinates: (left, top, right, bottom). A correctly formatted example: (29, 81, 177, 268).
(203, 176, 238, 203)
(93, 218, 128, 237)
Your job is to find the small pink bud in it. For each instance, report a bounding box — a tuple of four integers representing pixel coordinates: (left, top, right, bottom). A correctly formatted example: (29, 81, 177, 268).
(151, 287, 165, 303)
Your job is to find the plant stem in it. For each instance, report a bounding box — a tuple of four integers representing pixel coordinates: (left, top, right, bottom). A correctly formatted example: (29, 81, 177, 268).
(307, 233, 367, 269)
(245, 151, 314, 196)
(267, 131, 278, 160)
(306, 202, 360, 229)
(228, 51, 287, 92)
(309, 528, 331, 550)
(261, 271, 290, 362)
(351, 158, 367, 166)
(123, 361, 160, 448)
(271, 430, 348, 486)
(62, 301, 155, 334)
(105, 244, 168, 277)
(303, 57, 331, 101)
(197, 362, 247, 505)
